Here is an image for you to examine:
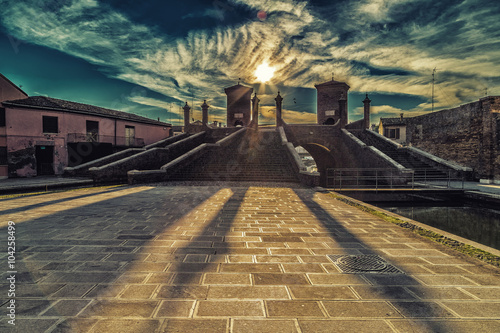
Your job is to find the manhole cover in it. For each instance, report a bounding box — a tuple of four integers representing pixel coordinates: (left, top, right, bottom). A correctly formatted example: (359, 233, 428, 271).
(328, 255, 405, 274)
(337, 255, 387, 271)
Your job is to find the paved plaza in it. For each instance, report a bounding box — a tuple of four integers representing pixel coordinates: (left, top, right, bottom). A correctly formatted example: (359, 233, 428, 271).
(1, 184, 499, 332)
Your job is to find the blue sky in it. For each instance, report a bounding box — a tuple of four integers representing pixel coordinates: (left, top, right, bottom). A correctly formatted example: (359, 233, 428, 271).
(1, 0, 499, 126)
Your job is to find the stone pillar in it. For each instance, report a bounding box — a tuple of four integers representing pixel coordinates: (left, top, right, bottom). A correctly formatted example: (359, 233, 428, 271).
(338, 92, 347, 128)
(363, 94, 371, 129)
(275, 91, 283, 127)
(201, 100, 209, 126)
(183, 102, 191, 128)
(252, 93, 260, 129)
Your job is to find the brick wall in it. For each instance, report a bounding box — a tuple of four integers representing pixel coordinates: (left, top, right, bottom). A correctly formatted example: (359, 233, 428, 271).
(405, 97, 500, 181)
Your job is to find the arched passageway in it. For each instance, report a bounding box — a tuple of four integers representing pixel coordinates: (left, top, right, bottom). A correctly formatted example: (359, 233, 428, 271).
(299, 143, 337, 186)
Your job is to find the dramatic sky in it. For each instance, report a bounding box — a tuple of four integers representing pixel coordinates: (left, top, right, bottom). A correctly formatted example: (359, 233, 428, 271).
(1, 0, 499, 126)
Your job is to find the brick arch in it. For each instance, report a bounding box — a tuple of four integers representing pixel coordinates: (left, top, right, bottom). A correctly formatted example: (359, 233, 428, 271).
(297, 143, 340, 186)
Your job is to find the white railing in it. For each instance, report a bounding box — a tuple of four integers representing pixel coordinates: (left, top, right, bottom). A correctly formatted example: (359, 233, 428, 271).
(327, 168, 465, 190)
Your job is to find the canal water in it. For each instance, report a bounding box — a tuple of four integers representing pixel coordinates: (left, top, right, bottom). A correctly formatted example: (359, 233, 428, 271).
(374, 203, 500, 251)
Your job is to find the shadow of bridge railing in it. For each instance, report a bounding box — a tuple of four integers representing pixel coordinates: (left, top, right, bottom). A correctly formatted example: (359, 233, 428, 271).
(292, 188, 455, 332)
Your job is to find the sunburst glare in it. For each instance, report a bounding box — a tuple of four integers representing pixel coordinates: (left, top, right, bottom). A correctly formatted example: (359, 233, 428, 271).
(255, 62, 276, 83)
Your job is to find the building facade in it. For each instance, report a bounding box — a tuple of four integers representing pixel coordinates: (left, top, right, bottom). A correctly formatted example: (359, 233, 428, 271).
(378, 114, 407, 144)
(0, 74, 171, 178)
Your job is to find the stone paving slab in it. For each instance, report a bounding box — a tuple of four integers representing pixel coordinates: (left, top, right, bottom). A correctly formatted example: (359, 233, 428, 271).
(0, 184, 500, 332)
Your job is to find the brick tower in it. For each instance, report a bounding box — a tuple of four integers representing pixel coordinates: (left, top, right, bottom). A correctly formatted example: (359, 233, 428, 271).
(224, 83, 253, 127)
(315, 79, 350, 127)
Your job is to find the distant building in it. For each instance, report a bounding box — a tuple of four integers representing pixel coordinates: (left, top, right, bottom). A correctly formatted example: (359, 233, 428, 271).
(0, 73, 171, 178)
(378, 113, 407, 144)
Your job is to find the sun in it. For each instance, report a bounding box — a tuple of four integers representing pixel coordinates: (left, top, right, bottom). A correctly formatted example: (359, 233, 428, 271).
(255, 62, 276, 83)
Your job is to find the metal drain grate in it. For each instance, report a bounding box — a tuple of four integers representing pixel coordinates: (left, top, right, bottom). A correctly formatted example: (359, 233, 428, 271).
(327, 255, 405, 274)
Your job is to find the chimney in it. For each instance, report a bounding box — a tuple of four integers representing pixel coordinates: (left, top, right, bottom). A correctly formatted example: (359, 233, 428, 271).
(400, 113, 404, 121)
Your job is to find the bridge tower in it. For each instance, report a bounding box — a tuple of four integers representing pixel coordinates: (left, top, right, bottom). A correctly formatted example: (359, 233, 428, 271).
(224, 83, 253, 127)
(315, 79, 350, 127)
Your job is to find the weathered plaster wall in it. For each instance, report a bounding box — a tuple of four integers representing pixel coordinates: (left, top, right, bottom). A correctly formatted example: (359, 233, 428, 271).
(3, 106, 170, 177)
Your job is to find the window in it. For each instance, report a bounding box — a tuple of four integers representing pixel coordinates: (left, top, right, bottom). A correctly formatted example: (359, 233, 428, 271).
(86, 120, 99, 142)
(125, 125, 135, 146)
(384, 128, 400, 139)
(0, 108, 5, 127)
(0, 147, 6, 165)
(42, 116, 58, 133)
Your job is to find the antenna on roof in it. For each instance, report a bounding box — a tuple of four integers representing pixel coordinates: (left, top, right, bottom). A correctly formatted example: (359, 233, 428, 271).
(432, 67, 437, 112)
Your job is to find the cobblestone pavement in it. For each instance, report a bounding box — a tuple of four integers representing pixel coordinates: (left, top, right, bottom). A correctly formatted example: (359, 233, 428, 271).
(0, 184, 499, 332)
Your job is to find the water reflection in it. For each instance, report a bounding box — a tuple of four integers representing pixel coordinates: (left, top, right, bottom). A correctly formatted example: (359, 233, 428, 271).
(377, 205, 500, 250)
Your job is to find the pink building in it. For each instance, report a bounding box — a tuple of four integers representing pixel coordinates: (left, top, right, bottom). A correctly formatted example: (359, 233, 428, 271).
(0, 73, 171, 178)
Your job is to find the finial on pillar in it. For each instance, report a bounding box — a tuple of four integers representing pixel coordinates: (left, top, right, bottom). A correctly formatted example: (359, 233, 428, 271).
(363, 93, 371, 130)
(275, 91, 283, 126)
(183, 102, 191, 128)
(201, 100, 209, 126)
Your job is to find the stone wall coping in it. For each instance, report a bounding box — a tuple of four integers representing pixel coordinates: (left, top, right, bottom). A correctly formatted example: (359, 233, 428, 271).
(366, 129, 401, 148)
(405, 146, 473, 172)
(343, 129, 407, 171)
(342, 129, 367, 148)
(89, 147, 167, 171)
(90, 131, 206, 172)
(64, 147, 145, 173)
(144, 132, 189, 149)
(214, 127, 246, 146)
(160, 143, 213, 171)
(278, 126, 307, 172)
(367, 146, 408, 171)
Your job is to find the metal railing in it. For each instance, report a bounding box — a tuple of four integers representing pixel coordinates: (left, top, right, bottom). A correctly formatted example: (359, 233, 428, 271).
(327, 168, 465, 190)
(67, 133, 145, 147)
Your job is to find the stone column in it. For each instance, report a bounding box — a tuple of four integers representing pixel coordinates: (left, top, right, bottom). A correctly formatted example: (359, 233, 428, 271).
(363, 94, 371, 129)
(339, 92, 347, 128)
(252, 93, 260, 129)
(275, 91, 283, 127)
(201, 100, 209, 126)
(183, 102, 191, 128)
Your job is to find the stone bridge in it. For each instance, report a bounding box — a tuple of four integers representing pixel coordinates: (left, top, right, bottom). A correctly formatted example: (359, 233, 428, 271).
(64, 78, 471, 187)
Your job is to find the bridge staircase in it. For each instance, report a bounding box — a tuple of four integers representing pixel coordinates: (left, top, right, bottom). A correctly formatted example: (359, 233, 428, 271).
(169, 128, 299, 183)
(351, 130, 450, 181)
